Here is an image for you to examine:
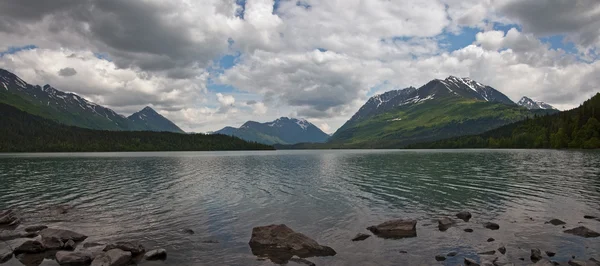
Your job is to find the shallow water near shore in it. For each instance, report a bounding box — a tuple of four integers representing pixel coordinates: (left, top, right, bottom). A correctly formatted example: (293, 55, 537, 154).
(1, 149, 599, 266)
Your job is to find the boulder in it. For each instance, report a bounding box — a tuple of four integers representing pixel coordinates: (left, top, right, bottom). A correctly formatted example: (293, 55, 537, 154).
(438, 217, 455, 231)
(498, 245, 506, 255)
(41, 236, 64, 250)
(0, 210, 18, 225)
(24, 225, 48, 232)
(367, 219, 417, 239)
(14, 240, 45, 254)
(55, 251, 93, 265)
(533, 259, 557, 266)
(464, 228, 474, 233)
(91, 249, 132, 266)
(484, 222, 500, 230)
(564, 226, 600, 238)
(248, 224, 336, 262)
(351, 233, 370, 242)
(546, 219, 566, 226)
(545, 251, 556, 257)
(456, 211, 472, 222)
(435, 255, 446, 261)
(83, 242, 106, 248)
(465, 258, 480, 266)
(144, 249, 167, 261)
(39, 228, 87, 242)
(64, 240, 76, 251)
(531, 248, 543, 262)
(104, 242, 145, 256)
(583, 215, 597, 219)
(0, 248, 12, 264)
(487, 238, 495, 242)
(289, 256, 316, 266)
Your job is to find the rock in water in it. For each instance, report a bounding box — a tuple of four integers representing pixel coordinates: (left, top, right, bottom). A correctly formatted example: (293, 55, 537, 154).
(464, 228, 474, 233)
(39, 228, 88, 242)
(546, 219, 566, 226)
(351, 233, 370, 241)
(91, 249, 131, 266)
(568, 259, 600, 266)
(456, 211, 472, 222)
(367, 219, 417, 239)
(498, 245, 506, 255)
(0, 248, 12, 264)
(64, 239, 76, 251)
(144, 249, 167, 261)
(24, 225, 48, 232)
(438, 217, 455, 231)
(435, 255, 446, 261)
(583, 215, 597, 219)
(14, 240, 46, 254)
(447, 252, 457, 257)
(545, 251, 556, 257)
(104, 242, 145, 256)
(464, 258, 480, 266)
(289, 256, 316, 266)
(484, 222, 500, 230)
(487, 237, 495, 242)
(564, 226, 600, 238)
(248, 224, 336, 263)
(531, 248, 543, 262)
(182, 229, 195, 235)
(55, 251, 93, 265)
(42, 236, 64, 250)
(478, 250, 496, 255)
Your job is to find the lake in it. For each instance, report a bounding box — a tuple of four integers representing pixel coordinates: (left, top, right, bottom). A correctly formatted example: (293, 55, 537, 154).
(1, 150, 599, 266)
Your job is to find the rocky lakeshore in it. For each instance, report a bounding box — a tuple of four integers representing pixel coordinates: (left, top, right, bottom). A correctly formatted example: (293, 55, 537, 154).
(2, 207, 599, 266)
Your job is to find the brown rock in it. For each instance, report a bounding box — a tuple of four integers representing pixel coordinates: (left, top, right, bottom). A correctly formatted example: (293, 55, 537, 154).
(546, 219, 566, 226)
(564, 226, 600, 238)
(531, 248, 543, 262)
(14, 240, 45, 254)
(457, 211, 472, 222)
(367, 219, 417, 239)
(55, 251, 93, 265)
(91, 249, 131, 266)
(351, 233, 370, 241)
(484, 222, 500, 230)
(39, 228, 87, 242)
(104, 242, 145, 256)
(438, 217, 455, 231)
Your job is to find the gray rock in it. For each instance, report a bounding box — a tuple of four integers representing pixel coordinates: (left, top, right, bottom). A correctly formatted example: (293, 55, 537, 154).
(532, 259, 556, 266)
(487, 237, 495, 242)
(55, 251, 93, 265)
(498, 245, 506, 255)
(91, 249, 132, 266)
(249, 224, 336, 262)
(83, 242, 106, 248)
(545, 251, 556, 257)
(479, 250, 496, 255)
(289, 256, 316, 266)
(39, 228, 88, 242)
(465, 228, 474, 233)
(583, 215, 597, 219)
(64, 240, 76, 251)
(367, 219, 417, 239)
(531, 248, 543, 262)
(465, 258, 480, 266)
(144, 249, 167, 261)
(438, 217, 455, 231)
(0, 231, 38, 241)
(564, 226, 600, 238)
(14, 240, 45, 254)
(104, 242, 145, 256)
(546, 219, 566, 226)
(457, 211, 472, 222)
(0, 248, 12, 264)
(447, 251, 457, 257)
(435, 255, 446, 261)
(24, 225, 48, 233)
(41, 236, 64, 250)
(0, 210, 18, 225)
(484, 222, 500, 230)
(351, 233, 370, 241)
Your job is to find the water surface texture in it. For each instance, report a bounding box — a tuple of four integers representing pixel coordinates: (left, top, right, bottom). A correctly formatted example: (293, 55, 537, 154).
(1, 150, 599, 265)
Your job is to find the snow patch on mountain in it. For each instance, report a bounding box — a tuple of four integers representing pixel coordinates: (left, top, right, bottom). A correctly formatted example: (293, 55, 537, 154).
(517, 96, 556, 110)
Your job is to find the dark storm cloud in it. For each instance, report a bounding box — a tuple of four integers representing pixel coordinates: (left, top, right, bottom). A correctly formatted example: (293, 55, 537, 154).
(501, 0, 600, 48)
(58, 67, 77, 76)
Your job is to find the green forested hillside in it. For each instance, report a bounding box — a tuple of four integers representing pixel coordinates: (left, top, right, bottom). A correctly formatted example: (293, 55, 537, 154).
(408, 93, 600, 149)
(0, 103, 273, 152)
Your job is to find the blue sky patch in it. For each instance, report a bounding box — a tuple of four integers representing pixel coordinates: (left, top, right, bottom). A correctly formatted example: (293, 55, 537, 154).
(0, 45, 37, 57)
(440, 27, 479, 52)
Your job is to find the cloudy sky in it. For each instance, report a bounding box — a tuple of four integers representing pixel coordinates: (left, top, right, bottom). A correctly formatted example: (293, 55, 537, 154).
(0, 0, 599, 133)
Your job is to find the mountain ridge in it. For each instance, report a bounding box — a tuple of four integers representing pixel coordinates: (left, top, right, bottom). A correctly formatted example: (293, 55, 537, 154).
(215, 117, 329, 145)
(517, 96, 557, 110)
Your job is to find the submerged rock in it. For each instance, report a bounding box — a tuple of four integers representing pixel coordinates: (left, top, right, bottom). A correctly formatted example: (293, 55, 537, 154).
(465, 258, 480, 266)
(289, 256, 316, 266)
(24, 225, 48, 232)
(487, 237, 495, 242)
(484, 222, 500, 230)
(248, 224, 336, 263)
(447, 251, 457, 257)
(367, 219, 417, 239)
(438, 217, 455, 231)
(531, 248, 543, 262)
(55, 251, 93, 265)
(545, 251, 556, 257)
(14, 240, 45, 254)
(435, 255, 446, 261)
(498, 245, 506, 255)
(144, 249, 167, 261)
(457, 211, 472, 222)
(182, 229, 195, 235)
(0, 248, 12, 264)
(479, 250, 496, 256)
(351, 233, 370, 241)
(41, 236, 64, 250)
(104, 242, 145, 256)
(0, 210, 18, 225)
(564, 226, 600, 238)
(91, 249, 131, 266)
(546, 219, 566, 226)
(464, 228, 474, 233)
(39, 228, 88, 242)
(567, 259, 600, 266)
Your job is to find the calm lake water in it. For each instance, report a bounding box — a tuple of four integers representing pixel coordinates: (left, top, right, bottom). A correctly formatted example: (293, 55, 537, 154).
(1, 150, 599, 266)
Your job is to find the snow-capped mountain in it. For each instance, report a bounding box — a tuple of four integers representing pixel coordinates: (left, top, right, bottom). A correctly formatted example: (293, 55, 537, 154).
(517, 96, 557, 110)
(216, 117, 329, 145)
(128, 106, 185, 133)
(0, 68, 183, 132)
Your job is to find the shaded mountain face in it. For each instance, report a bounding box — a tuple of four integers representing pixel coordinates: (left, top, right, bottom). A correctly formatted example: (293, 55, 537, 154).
(128, 106, 185, 133)
(517, 96, 557, 110)
(215, 117, 329, 145)
(330, 76, 539, 148)
(0, 68, 183, 133)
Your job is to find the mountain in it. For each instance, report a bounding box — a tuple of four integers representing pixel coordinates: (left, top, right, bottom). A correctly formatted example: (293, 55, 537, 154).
(215, 117, 329, 145)
(0, 103, 272, 152)
(329, 76, 550, 148)
(0, 68, 183, 133)
(128, 106, 185, 133)
(517, 96, 557, 110)
(409, 93, 600, 149)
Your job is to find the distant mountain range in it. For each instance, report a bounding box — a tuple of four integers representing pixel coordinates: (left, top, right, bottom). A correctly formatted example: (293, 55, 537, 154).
(0, 69, 184, 133)
(326, 76, 558, 148)
(517, 96, 557, 110)
(215, 117, 329, 145)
